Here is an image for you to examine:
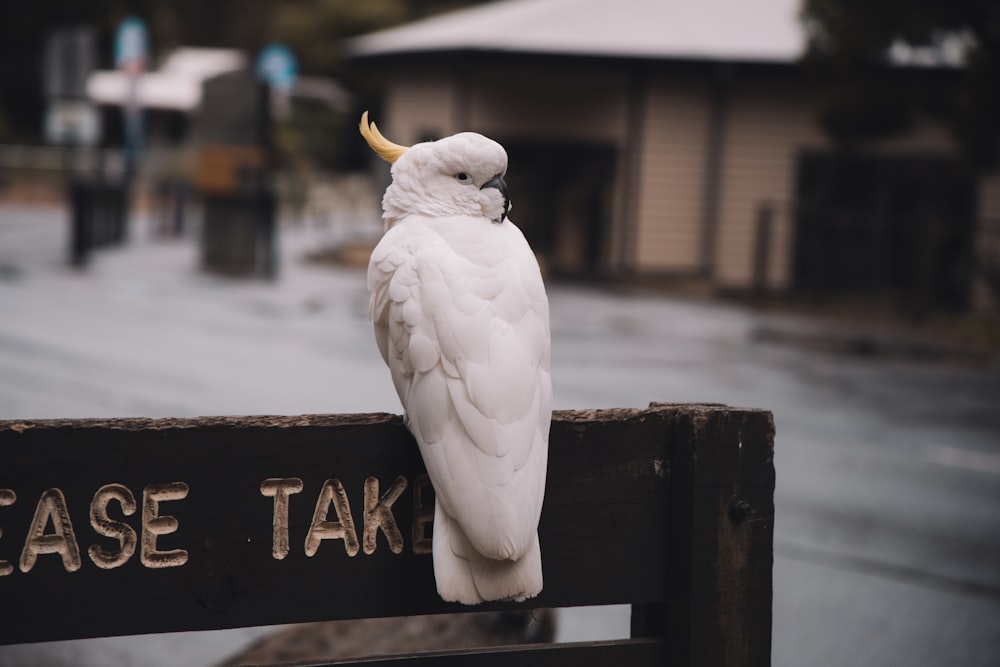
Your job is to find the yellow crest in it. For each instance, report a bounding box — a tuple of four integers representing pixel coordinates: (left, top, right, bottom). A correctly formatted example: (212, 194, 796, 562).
(359, 111, 409, 164)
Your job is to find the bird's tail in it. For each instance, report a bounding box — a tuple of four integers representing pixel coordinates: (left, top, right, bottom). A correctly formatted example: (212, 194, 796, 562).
(432, 497, 543, 605)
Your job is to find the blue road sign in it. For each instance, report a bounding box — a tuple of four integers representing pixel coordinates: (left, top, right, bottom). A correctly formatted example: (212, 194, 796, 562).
(115, 16, 149, 70)
(256, 43, 298, 92)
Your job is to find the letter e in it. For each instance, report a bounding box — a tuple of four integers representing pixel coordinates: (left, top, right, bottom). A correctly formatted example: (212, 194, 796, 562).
(0, 489, 15, 576)
(141, 482, 189, 568)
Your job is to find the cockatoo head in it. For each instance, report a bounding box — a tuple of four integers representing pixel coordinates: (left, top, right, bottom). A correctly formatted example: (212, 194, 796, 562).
(360, 112, 510, 229)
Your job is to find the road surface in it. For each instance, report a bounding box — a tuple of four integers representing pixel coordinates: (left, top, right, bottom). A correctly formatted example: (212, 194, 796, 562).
(0, 204, 998, 666)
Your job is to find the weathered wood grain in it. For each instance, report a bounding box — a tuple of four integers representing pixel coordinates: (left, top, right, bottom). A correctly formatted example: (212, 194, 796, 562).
(302, 638, 668, 666)
(664, 405, 776, 667)
(0, 404, 774, 667)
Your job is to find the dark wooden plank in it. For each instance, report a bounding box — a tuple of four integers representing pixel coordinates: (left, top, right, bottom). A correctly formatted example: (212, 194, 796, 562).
(0, 406, 702, 645)
(664, 406, 776, 667)
(300, 638, 666, 667)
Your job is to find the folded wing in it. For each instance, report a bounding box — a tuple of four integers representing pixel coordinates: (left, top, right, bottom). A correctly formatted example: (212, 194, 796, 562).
(368, 215, 551, 599)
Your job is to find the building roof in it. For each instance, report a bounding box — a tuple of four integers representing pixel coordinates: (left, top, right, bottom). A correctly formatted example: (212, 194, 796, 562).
(87, 48, 246, 111)
(87, 47, 355, 113)
(348, 0, 805, 64)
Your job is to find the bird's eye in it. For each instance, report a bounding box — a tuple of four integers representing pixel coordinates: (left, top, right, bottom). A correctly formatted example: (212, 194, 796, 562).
(456, 172, 471, 183)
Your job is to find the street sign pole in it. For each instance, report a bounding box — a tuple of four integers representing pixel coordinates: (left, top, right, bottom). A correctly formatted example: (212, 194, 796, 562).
(115, 16, 149, 178)
(256, 43, 298, 120)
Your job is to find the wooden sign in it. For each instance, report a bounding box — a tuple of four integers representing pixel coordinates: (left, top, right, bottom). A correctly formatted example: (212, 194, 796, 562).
(0, 405, 774, 666)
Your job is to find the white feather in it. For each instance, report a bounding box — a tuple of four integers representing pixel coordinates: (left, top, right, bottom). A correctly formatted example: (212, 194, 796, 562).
(367, 131, 551, 603)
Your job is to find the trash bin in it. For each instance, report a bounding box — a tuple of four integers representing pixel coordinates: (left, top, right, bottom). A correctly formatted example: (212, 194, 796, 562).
(200, 188, 277, 278)
(191, 71, 277, 279)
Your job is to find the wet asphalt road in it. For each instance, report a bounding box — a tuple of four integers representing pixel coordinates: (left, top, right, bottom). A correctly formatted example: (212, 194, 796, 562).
(1, 205, 998, 666)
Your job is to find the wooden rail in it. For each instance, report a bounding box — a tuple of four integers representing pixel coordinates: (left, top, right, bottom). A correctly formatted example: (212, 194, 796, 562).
(0, 404, 774, 666)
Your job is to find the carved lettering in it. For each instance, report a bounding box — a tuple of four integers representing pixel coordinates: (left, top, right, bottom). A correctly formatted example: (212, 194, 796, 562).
(411, 474, 434, 555)
(89, 484, 138, 569)
(19, 488, 82, 573)
(0, 489, 15, 576)
(304, 479, 359, 557)
(141, 482, 189, 568)
(363, 476, 407, 555)
(0, 471, 432, 575)
(260, 477, 303, 560)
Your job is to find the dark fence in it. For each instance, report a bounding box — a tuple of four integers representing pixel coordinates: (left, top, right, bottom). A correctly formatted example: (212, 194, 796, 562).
(69, 178, 129, 267)
(0, 404, 775, 666)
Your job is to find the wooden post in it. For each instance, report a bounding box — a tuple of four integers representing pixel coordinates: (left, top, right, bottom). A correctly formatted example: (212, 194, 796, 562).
(753, 202, 774, 294)
(631, 405, 775, 666)
(667, 405, 775, 666)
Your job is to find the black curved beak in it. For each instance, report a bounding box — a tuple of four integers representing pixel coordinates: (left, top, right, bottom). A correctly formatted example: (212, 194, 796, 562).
(481, 174, 510, 223)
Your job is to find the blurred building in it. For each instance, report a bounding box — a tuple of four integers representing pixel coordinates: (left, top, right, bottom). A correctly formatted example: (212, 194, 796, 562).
(88, 47, 248, 111)
(85, 47, 352, 165)
(348, 0, 999, 313)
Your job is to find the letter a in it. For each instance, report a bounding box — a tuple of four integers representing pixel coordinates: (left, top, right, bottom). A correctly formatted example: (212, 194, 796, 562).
(304, 479, 359, 557)
(20, 488, 82, 573)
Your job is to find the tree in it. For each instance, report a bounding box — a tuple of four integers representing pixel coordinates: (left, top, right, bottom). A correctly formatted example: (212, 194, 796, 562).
(802, 0, 1000, 171)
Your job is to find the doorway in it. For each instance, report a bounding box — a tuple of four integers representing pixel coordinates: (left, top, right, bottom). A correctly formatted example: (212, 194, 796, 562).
(502, 140, 616, 276)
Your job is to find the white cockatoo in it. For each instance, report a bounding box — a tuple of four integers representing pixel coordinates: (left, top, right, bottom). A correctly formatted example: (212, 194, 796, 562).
(360, 112, 551, 604)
